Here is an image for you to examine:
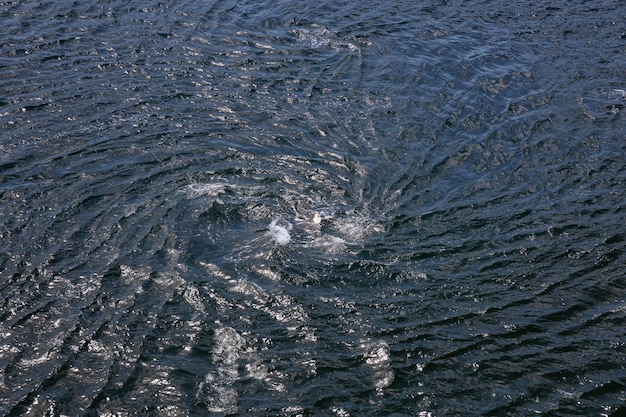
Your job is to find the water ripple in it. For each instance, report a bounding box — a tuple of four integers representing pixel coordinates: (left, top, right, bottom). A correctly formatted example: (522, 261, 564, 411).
(1, 0, 625, 416)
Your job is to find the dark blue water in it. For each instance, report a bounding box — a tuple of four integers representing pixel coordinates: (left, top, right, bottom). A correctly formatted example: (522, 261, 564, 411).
(1, 1, 625, 415)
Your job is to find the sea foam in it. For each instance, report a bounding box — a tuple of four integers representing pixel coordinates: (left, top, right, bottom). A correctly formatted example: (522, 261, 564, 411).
(268, 220, 291, 245)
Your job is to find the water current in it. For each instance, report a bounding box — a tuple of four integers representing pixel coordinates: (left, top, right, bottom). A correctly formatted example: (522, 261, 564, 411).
(1, 1, 625, 415)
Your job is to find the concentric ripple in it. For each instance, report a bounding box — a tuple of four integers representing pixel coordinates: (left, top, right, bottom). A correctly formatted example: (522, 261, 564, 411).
(1, 0, 625, 416)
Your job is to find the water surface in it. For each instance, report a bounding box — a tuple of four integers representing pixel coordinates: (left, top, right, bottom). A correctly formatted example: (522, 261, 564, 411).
(1, 1, 625, 415)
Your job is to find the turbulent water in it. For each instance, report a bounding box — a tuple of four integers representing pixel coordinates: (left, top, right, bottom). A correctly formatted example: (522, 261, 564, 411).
(1, 1, 625, 415)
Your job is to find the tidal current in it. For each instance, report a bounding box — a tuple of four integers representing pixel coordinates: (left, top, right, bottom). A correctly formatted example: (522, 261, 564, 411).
(1, 1, 625, 416)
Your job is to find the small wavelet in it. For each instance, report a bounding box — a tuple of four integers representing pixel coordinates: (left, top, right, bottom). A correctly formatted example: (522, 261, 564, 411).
(306, 234, 347, 253)
(578, 88, 625, 121)
(1, 1, 625, 415)
(291, 25, 360, 52)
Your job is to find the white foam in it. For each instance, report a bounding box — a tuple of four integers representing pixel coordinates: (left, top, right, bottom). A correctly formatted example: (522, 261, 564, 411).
(182, 284, 206, 314)
(334, 215, 384, 242)
(198, 326, 245, 414)
(610, 88, 626, 100)
(292, 26, 360, 52)
(185, 183, 229, 198)
(268, 220, 291, 245)
(360, 340, 394, 395)
(213, 327, 245, 367)
(307, 234, 346, 253)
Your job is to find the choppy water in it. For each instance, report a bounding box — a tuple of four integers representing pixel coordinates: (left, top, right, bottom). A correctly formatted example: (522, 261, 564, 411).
(1, 1, 625, 415)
